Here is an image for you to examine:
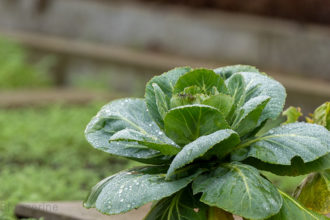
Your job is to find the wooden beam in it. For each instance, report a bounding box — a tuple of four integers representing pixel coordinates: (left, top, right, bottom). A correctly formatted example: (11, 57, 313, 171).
(15, 201, 245, 220)
(0, 89, 124, 108)
(0, 29, 218, 71)
(1, 29, 330, 99)
(15, 201, 150, 220)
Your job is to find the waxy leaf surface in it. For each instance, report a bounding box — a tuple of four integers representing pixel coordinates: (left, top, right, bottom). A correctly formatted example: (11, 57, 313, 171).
(240, 72, 286, 124)
(193, 162, 282, 219)
(85, 98, 171, 164)
(232, 95, 270, 136)
(145, 67, 192, 128)
(109, 128, 180, 156)
(85, 166, 202, 215)
(244, 154, 330, 176)
(166, 129, 240, 179)
(226, 73, 246, 108)
(153, 83, 170, 120)
(214, 65, 259, 79)
(202, 94, 234, 117)
(173, 69, 228, 94)
(164, 105, 230, 145)
(144, 188, 208, 220)
(246, 123, 330, 165)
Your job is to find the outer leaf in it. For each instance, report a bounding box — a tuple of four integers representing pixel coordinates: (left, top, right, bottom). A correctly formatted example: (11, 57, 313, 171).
(214, 64, 259, 79)
(153, 83, 170, 120)
(164, 104, 230, 145)
(232, 96, 270, 136)
(230, 148, 250, 162)
(202, 94, 234, 117)
(85, 98, 170, 164)
(84, 166, 168, 209)
(109, 128, 180, 156)
(244, 154, 330, 176)
(255, 116, 286, 136)
(144, 187, 208, 220)
(293, 171, 330, 214)
(244, 122, 330, 165)
(145, 67, 192, 128)
(226, 73, 246, 107)
(85, 166, 202, 215)
(173, 69, 228, 94)
(240, 72, 286, 124)
(283, 106, 302, 124)
(268, 190, 328, 220)
(166, 130, 240, 179)
(84, 175, 115, 209)
(193, 162, 282, 219)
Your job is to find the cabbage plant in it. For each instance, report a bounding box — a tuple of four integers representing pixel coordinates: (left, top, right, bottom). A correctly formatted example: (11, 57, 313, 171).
(84, 65, 330, 219)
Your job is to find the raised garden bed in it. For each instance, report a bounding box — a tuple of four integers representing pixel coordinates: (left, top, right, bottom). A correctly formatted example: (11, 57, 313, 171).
(15, 202, 246, 220)
(15, 202, 151, 220)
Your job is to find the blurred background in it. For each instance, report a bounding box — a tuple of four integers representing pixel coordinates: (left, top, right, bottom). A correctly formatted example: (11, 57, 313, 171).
(0, 0, 329, 219)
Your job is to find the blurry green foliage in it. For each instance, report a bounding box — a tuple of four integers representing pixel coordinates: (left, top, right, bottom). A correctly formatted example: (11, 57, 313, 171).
(0, 37, 53, 89)
(69, 68, 148, 96)
(282, 106, 302, 124)
(71, 71, 112, 92)
(0, 103, 132, 219)
(306, 102, 330, 129)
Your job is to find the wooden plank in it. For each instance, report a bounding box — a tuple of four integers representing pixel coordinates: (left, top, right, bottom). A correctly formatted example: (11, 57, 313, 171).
(0, 89, 124, 108)
(13, 200, 330, 220)
(15, 201, 151, 220)
(2, 29, 330, 99)
(271, 74, 330, 98)
(15, 201, 246, 220)
(0, 29, 218, 72)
